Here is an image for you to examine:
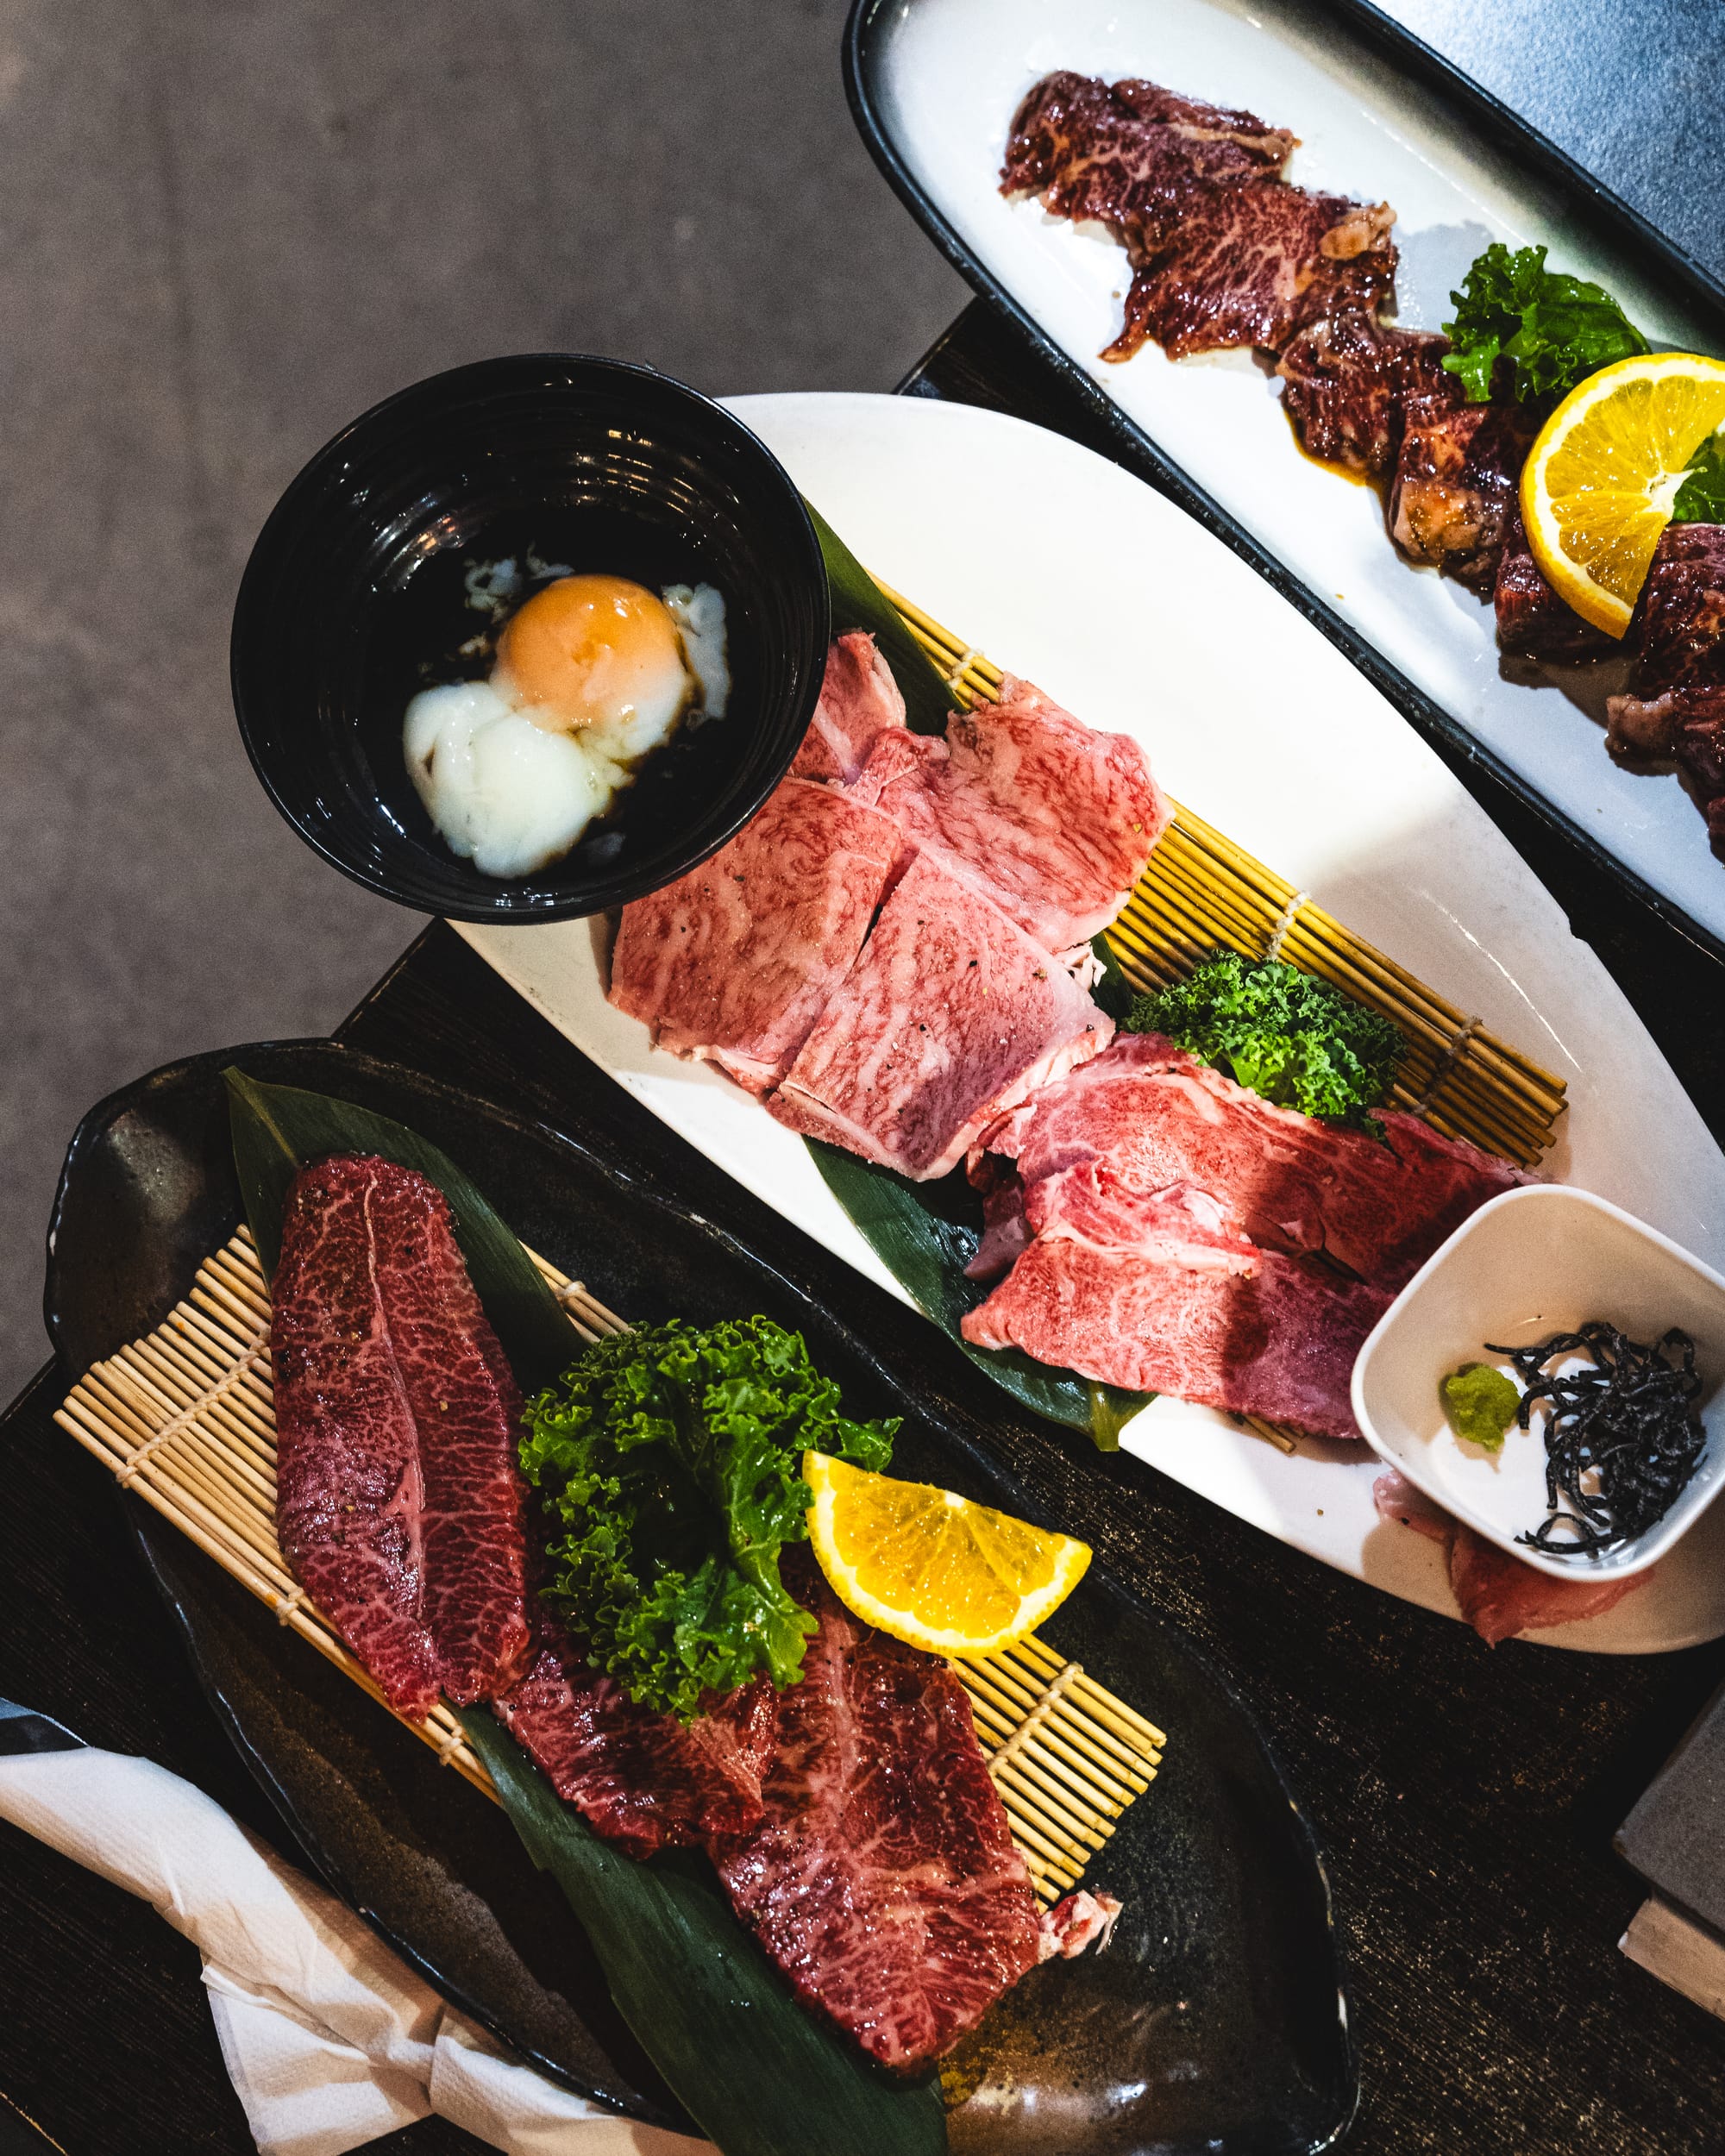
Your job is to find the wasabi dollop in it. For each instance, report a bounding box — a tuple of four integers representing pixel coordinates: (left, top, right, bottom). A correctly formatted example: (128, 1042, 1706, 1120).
(1441, 1362, 1521, 1451)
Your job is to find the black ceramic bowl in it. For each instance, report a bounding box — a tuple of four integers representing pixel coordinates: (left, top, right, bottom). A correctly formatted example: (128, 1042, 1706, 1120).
(231, 354, 830, 920)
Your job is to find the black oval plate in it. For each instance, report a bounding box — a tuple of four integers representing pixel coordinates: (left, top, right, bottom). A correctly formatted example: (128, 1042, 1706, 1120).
(843, 0, 1725, 968)
(46, 1040, 1358, 2154)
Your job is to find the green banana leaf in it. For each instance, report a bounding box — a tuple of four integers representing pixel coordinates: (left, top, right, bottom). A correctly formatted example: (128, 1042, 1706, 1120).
(225, 1068, 948, 2155)
(806, 500, 953, 734)
(460, 1709, 947, 2156)
(803, 1139, 1147, 1453)
(1089, 928, 1136, 1023)
(223, 1068, 575, 1394)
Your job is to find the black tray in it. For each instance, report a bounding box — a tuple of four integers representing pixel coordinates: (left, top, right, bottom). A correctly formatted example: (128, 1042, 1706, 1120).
(45, 1038, 1358, 2155)
(844, 0, 1725, 966)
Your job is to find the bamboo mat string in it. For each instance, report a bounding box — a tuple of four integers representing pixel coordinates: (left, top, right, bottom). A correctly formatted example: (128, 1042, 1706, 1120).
(1408, 1013, 1484, 1116)
(114, 1322, 270, 1487)
(988, 1661, 1083, 1770)
(1261, 889, 1311, 964)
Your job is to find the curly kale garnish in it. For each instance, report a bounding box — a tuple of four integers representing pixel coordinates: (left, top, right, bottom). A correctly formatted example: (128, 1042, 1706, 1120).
(1126, 948, 1405, 1134)
(519, 1318, 896, 1720)
(1441, 242, 1648, 404)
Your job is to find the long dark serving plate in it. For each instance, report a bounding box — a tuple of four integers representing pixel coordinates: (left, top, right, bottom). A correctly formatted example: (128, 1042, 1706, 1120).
(844, 0, 1725, 963)
(45, 1037, 1357, 2156)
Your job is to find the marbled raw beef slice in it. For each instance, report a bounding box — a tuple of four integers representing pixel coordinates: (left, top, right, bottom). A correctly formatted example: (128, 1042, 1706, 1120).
(494, 1627, 776, 1856)
(963, 1224, 1387, 1441)
(1112, 181, 1396, 362)
(850, 675, 1170, 957)
(975, 1033, 1527, 1294)
(709, 1559, 1041, 2071)
(608, 777, 905, 1095)
(789, 630, 906, 784)
(768, 853, 1113, 1179)
(270, 1155, 531, 1716)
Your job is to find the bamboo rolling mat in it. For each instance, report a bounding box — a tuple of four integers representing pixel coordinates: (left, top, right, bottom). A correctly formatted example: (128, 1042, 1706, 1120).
(878, 580, 1568, 1173)
(876, 581, 1570, 1457)
(55, 1227, 1164, 1908)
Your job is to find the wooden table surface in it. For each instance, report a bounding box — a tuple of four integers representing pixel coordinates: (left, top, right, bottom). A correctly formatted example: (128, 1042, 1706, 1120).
(8, 79, 1725, 2156)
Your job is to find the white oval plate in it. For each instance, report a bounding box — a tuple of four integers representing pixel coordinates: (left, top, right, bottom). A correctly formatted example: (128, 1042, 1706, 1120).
(457, 391, 1725, 1652)
(858, 0, 1725, 952)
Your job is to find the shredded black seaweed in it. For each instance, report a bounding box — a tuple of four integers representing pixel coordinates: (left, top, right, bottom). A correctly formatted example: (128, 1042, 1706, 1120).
(1485, 1322, 1707, 1557)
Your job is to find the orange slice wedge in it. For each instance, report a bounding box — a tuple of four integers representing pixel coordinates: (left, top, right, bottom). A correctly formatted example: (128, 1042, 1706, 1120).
(1520, 352, 1725, 637)
(803, 1451, 1090, 1656)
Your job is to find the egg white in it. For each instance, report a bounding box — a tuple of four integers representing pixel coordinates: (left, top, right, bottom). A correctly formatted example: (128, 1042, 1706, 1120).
(665, 582, 731, 720)
(404, 681, 613, 878)
(405, 578, 730, 877)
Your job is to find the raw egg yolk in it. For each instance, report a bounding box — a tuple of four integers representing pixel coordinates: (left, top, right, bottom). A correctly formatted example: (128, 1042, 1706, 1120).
(494, 573, 691, 735)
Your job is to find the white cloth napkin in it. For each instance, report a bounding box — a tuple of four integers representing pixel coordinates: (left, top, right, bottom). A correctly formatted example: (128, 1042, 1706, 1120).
(0, 1746, 709, 2156)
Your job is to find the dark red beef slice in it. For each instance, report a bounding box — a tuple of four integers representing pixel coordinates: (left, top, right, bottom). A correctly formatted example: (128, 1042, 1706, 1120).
(1389, 399, 1538, 595)
(975, 1034, 1527, 1295)
(1609, 686, 1725, 852)
(1371, 1470, 1651, 1644)
(1606, 526, 1725, 849)
(1613, 523, 1725, 708)
(1109, 78, 1296, 155)
(272, 1158, 443, 1719)
(270, 1155, 533, 1719)
(1276, 311, 1457, 480)
(365, 1167, 532, 1704)
(1000, 70, 1291, 256)
(493, 1631, 775, 1858)
(1107, 181, 1396, 361)
(1495, 502, 1615, 661)
(1673, 693, 1725, 849)
(708, 1558, 1041, 2072)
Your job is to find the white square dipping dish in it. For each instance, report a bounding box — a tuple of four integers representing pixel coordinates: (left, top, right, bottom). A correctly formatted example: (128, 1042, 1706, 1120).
(1351, 1186, 1725, 1582)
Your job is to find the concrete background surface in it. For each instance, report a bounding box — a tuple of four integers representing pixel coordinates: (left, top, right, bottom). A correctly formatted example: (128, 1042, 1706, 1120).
(0, 0, 968, 1398)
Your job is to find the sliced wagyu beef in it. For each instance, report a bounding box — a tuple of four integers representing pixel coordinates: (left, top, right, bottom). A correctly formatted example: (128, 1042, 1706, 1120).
(1372, 1470, 1650, 1645)
(963, 1225, 1389, 1439)
(849, 675, 1170, 957)
(270, 1155, 532, 1719)
(1387, 398, 1538, 596)
(768, 853, 1113, 1179)
(607, 777, 905, 1096)
(1112, 180, 1396, 363)
(976, 1033, 1526, 1294)
(1606, 524, 1725, 849)
(709, 1560, 1043, 2072)
(789, 630, 907, 785)
(493, 1628, 777, 1858)
(1494, 503, 1614, 662)
(1000, 70, 1294, 249)
(1276, 311, 1457, 482)
(962, 1033, 1528, 1437)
